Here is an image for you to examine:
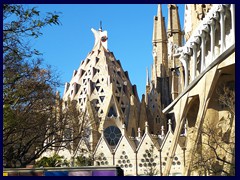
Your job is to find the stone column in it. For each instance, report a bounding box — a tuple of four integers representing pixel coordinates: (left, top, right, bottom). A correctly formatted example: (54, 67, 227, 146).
(200, 31, 206, 72)
(218, 5, 226, 53)
(190, 42, 197, 81)
(179, 53, 189, 89)
(231, 4, 235, 44)
(209, 19, 216, 62)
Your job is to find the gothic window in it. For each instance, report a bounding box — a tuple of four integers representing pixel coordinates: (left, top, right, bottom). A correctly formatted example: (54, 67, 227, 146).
(131, 128, 135, 137)
(116, 96, 120, 102)
(95, 86, 100, 91)
(156, 115, 160, 123)
(107, 106, 117, 117)
(117, 86, 122, 92)
(100, 96, 105, 103)
(86, 58, 90, 65)
(104, 126, 122, 146)
(96, 57, 99, 64)
(117, 71, 121, 77)
(123, 85, 127, 94)
(95, 106, 100, 112)
(96, 99, 99, 104)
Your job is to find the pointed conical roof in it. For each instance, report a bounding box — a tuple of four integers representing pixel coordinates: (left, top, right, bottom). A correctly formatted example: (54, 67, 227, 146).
(63, 27, 141, 148)
(152, 4, 167, 44)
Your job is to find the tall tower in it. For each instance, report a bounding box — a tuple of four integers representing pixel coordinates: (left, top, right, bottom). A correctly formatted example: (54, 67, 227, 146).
(63, 26, 141, 151)
(150, 4, 171, 108)
(145, 4, 172, 135)
(152, 4, 168, 81)
(167, 4, 182, 45)
(167, 4, 182, 100)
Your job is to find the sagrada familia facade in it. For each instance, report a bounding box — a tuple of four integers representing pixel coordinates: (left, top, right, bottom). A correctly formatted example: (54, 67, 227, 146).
(43, 4, 235, 176)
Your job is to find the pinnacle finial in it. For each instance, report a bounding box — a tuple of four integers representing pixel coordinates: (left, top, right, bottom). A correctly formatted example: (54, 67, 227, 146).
(99, 21, 102, 31)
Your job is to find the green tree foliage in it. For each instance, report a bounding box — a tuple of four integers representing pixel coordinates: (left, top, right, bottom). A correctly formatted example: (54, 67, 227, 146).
(35, 154, 69, 167)
(74, 154, 94, 166)
(3, 4, 63, 168)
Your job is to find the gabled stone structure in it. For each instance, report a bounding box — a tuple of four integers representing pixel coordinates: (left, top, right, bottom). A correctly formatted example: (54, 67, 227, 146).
(62, 26, 147, 152)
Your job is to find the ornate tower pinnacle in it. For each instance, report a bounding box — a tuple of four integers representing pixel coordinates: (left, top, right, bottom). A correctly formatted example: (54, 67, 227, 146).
(91, 25, 108, 50)
(167, 4, 182, 46)
(99, 20, 102, 31)
(152, 4, 168, 80)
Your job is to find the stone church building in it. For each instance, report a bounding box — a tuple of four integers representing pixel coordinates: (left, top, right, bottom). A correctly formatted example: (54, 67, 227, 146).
(42, 4, 235, 176)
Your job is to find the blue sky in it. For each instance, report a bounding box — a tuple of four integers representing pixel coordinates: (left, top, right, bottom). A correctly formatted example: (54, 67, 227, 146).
(30, 4, 185, 98)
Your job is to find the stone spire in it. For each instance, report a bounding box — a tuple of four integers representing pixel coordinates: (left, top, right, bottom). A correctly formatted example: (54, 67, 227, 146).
(122, 124, 126, 135)
(152, 4, 168, 80)
(168, 119, 172, 132)
(161, 125, 165, 136)
(146, 67, 150, 86)
(138, 127, 141, 139)
(145, 121, 149, 133)
(167, 4, 182, 46)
